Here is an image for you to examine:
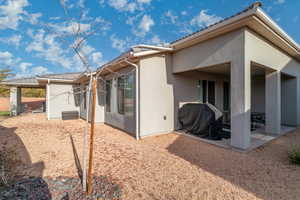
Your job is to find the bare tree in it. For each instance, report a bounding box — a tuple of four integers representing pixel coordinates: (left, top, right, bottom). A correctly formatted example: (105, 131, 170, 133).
(41, 0, 110, 193)
(43, 0, 137, 194)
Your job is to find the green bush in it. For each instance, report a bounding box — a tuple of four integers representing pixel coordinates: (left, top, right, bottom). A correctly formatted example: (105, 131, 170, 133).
(288, 147, 300, 165)
(0, 111, 10, 117)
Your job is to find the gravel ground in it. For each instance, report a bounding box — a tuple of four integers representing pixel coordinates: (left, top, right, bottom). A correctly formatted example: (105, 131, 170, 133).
(1, 113, 300, 200)
(0, 176, 121, 200)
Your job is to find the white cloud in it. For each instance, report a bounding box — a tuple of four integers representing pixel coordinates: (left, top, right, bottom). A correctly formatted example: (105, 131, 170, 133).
(139, 15, 154, 32)
(275, 0, 285, 4)
(133, 14, 154, 37)
(0, 34, 22, 47)
(26, 12, 42, 24)
(26, 29, 73, 69)
(19, 62, 32, 72)
(77, 0, 85, 8)
(150, 35, 165, 45)
(165, 10, 178, 24)
(49, 22, 91, 34)
(107, 0, 151, 12)
(181, 11, 187, 16)
(26, 27, 104, 71)
(190, 10, 222, 28)
(294, 16, 299, 23)
(137, 0, 151, 3)
(98, 0, 105, 5)
(31, 66, 49, 75)
(108, 0, 129, 10)
(0, 0, 29, 30)
(0, 51, 14, 66)
(110, 35, 127, 52)
(91, 52, 105, 66)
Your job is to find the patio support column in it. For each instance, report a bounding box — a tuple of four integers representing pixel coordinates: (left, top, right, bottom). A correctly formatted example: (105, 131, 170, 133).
(230, 59, 251, 150)
(10, 87, 21, 116)
(265, 71, 281, 134)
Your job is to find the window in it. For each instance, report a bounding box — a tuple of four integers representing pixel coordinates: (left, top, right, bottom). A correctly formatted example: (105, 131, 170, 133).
(83, 91, 87, 109)
(198, 80, 215, 105)
(117, 77, 125, 114)
(125, 74, 134, 116)
(106, 80, 112, 112)
(117, 74, 135, 115)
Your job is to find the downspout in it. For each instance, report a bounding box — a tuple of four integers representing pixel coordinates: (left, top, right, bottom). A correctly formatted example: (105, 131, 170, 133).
(47, 79, 50, 120)
(125, 60, 140, 140)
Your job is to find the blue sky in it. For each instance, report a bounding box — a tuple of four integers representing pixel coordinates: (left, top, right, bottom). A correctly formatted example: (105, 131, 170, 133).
(0, 0, 299, 77)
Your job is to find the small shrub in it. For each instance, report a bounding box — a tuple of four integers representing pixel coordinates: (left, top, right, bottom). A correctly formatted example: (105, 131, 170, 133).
(288, 147, 300, 165)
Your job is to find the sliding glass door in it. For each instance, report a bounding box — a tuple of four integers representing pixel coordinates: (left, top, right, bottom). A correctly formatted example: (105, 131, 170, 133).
(198, 80, 215, 105)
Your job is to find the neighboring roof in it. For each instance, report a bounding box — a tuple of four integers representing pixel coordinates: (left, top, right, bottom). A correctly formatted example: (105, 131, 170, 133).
(37, 72, 82, 80)
(1, 72, 83, 87)
(0, 77, 39, 86)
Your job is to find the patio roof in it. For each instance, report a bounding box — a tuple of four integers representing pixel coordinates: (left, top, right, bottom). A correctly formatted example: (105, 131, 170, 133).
(1, 72, 83, 87)
(0, 77, 40, 87)
(37, 72, 83, 81)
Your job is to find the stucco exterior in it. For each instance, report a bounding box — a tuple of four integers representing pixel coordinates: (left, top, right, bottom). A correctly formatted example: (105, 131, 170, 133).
(48, 83, 80, 119)
(139, 55, 174, 137)
(245, 28, 300, 126)
(5, 3, 300, 151)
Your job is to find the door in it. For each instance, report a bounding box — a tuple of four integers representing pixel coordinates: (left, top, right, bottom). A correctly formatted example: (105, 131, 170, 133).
(198, 80, 215, 105)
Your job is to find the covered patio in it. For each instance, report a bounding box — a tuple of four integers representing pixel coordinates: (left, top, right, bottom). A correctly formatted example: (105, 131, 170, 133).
(0, 77, 46, 116)
(173, 60, 297, 151)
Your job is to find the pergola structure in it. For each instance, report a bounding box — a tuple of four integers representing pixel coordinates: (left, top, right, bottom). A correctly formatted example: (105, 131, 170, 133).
(1, 77, 45, 116)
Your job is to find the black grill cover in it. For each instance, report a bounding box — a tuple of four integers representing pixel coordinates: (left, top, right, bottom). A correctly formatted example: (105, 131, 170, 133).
(178, 103, 223, 139)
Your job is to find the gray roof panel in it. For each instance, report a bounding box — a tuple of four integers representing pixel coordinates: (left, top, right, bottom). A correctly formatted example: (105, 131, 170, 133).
(37, 72, 83, 80)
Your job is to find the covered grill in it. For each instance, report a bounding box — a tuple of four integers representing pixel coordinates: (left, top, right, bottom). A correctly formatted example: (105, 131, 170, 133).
(178, 103, 226, 140)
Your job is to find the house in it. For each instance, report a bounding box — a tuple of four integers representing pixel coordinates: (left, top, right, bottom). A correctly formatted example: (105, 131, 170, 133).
(2, 2, 300, 150)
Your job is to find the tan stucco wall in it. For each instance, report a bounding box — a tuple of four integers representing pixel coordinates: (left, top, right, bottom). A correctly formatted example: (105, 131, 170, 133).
(139, 55, 174, 137)
(139, 54, 231, 136)
(172, 29, 245, 73)
(48, 83, 79, 119)
(245, 29, 300, 125)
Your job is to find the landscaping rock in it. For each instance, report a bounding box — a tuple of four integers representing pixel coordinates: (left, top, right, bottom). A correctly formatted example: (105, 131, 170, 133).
(0, 176, 122, 200)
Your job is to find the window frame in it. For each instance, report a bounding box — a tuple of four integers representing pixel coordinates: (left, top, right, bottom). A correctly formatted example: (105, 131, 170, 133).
(198, 80, 215, 105)
(105, 79, 112, 112)
(117, 76, 125, 115)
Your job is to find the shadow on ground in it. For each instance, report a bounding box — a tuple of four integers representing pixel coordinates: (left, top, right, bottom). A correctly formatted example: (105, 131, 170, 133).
(166, 131, 300, 200)
(0, 125, 122, 200)
(0, 124, 50, 199)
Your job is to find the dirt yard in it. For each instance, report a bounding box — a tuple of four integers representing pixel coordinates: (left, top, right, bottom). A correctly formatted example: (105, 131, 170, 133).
(1, 113, 300, 200)
(0, 97, 45, 111)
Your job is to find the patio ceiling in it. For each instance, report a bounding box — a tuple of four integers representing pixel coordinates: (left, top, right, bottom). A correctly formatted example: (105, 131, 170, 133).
(196, 63, 267, 76)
